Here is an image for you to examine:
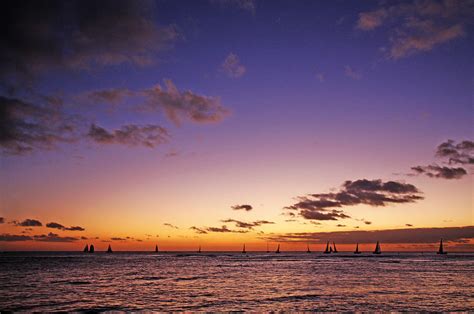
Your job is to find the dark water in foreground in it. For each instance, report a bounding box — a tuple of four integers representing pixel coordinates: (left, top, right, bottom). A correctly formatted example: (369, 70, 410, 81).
(0, 252, 473, 311)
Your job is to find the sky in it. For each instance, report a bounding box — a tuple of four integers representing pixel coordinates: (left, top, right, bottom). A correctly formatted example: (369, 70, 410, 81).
(0, 0, 473, 252)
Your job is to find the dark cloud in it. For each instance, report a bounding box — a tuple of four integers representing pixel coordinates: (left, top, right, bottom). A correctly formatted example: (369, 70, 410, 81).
(80, 236, 88, 240)
(46, 222, 85, 231)
(356, 1, 473, 59)
(364, 221, 372, 225)
(0, 96, 79, 155)
(286, 179, 423, 221)
(231, 204, 253, 211)
(34, 232, 78, 242)
(163, 223, 179, 229)
(262, 226, 474, 244)
(0, 234, 33, 241)
(411, 139, 472, 179)
(111, 237, 127, 241)
(221, 219, 274, 229)
(142, 79, 229, 126)
(336, 224, 346, 227)
(205, 225, 249, 233)
(0, 0, 178, 86)
(411, 165, 467, 179)
(14, 219, 43, 227)
(190, 226, 208, 234)
(88, 123, 169, 148)
(406, 224, 413, 227)
(0, 217, 4, 224)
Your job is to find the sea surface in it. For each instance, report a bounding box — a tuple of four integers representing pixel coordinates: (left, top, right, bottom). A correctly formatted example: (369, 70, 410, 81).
(0, 251, 473, 311)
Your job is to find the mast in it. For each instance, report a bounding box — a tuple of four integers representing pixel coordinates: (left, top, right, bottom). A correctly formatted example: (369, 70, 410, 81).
(306, 244, 311, 253)
(324, 241, 330, 254)
(333, 242, 338, 253)
(373, 241, 381, 254)
(242, 244, 246, 254)
(354, 243, 361, 254)
(155, 245, 158, 253)
(275, 244, 280, 253)
(83, 244, 89, 252)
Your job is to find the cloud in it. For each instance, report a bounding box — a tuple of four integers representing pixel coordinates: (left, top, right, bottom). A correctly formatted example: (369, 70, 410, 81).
(220, 53, 246, 78)
(364, 221, 372, 225)
(0, 234, 33, 241)
(231, 204, 253, 211)
(14, 219, 43, 227)
(356, 1, 473, 59)
(205, 225, 249, 233)
(34, 232, 78, 242)
(0, 96, 79, 155)
(221, 219, 274, 229)
(88, 123, 169, 148)
(411, 139, 472, 179)
(164, 223, 179, 229)
(190, 226, 208, 234)
(0, 0, 178, 85)
(111, 237, 127, 241)
(344, 66, 361, 80)
(210, 0, 256, 15)
(143, 79, 230, 126)
(46, 222, 85, 231)
(406, 224, 413, 227)
(286, 179, 423, 221)
(86, 88, 131, 106)
(262, 226, 474, 244)
(336, 224, 346, 227)
(0, 217, 4, 224)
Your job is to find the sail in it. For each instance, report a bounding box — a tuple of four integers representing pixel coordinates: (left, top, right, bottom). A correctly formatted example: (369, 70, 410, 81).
(333, 242, 338, 253)
(242, 244, 246, 254)
(329, 246, 333, 253)
(437, 239, 447, 254)
(324, 241, 330, 253)
(107, 244, 113, 253)
(306, 244, 311, 253)
(155, 245, 158, 253)
(83, 244, 89, 252)
(198, 245, 201, 253)
(373, 241, 381, 254)
(354, 243, 360, 254)
(275, 244, 280, 253)
(89, 244, 95, 253)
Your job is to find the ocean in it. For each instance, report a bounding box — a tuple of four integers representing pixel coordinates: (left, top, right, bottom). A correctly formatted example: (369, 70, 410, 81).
(0, 252, 472, 311)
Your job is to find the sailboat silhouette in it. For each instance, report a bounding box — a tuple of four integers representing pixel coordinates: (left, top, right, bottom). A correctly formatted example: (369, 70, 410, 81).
(83, 244, 89, 253)
(437, 238, 447, 255)
(107, 244, 113, 253)
(332, 242, 338, 253)
(373, 241, 381, 254)
(155, 245, 159, 253)
(198, 245, 201, 253)
(354, 243, 361, 254)
(89, 244, 95, 253)
(306, 244, 311, 253)
(275, 244, 280, 253)
(323, 241, 331, 254)
(242, 244, 246, 254)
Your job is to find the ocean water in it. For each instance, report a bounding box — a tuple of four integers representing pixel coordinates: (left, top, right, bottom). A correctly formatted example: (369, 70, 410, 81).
(0, 252, 473, 311)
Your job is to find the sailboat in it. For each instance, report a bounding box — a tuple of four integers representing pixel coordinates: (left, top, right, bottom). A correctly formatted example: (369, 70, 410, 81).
(332, 242, 338, 253)
(373, 241, 381, 254)
(354, 243, 361, 254)
(198, 245, 201, 253)
(437, 239, 447, 255)
(107, 244, 113, 253)
(306, 244, 311, 253)
(242, 244, 246, 254)
(275, 244, 280, 253)
(83, 244, 89, 253)
(323, 241, 331, 254)
(329, 246, 333, 253)
(155, 245, 159, 253)
(89, 244, 95, 253)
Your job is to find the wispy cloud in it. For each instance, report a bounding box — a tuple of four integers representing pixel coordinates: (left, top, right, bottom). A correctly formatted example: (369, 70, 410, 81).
(164, 223, 179, 229)
(14, 219, 43, 227)
(46, 222, 85, 231)
(190, 226, 208, 234)
(221, 219, 274, 229)
(205, 225, 249, 233)
(344, 66, 362, 80)
(34, 232, 78, 242)
(88, 123, 169, 148)
(220, 53, 246, 78)
(0, 234, 33, 241)
(231, 204, 253, 211)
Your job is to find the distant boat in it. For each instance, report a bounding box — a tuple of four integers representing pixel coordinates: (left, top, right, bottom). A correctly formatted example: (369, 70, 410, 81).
(437, 239, 447, 255)
(83, 244, 89, 253)
(332, 242, 338, 253)
(354, 243, 361, 254)
(373, 241, 381, 254)
(242, 244, 246, 254)
(275, 244, 280, 253)
(107, 244, 113, 253)
(306, 244, 311, 253)
(329, 246, 333, 253)
(198, 245, 201, 253)
(323, 241, 331, 254)
(155, 245, 159, 253)
(89, 244, 95, 253)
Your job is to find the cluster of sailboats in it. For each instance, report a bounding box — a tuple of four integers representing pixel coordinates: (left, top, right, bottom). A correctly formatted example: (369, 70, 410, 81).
(81, 239, 448, 254)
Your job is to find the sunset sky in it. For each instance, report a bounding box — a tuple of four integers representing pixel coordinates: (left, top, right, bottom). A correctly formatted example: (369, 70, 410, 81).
(0, 0, 473, 251)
